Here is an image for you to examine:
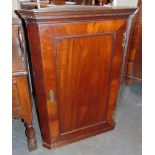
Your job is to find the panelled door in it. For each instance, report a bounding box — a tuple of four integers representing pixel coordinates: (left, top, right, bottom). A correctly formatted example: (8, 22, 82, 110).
(39, 19, 127, 144)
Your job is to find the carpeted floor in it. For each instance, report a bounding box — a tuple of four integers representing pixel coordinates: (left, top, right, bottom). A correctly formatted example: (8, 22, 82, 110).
(12, 83, 142, 155)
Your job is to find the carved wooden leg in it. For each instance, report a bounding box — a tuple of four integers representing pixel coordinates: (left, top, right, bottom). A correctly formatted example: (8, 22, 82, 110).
(25, 122, 37, 151)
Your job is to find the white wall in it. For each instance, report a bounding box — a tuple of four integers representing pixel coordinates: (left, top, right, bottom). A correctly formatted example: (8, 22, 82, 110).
(12, 0, 21, 17)
(117, 0, 138, 7)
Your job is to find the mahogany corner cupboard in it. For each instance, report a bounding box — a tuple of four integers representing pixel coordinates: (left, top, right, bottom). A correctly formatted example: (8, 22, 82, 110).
(16, 6, 137, 149)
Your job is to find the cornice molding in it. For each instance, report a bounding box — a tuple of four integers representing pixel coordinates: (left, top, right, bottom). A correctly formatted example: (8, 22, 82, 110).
(19, 12, 135, 20)
(15, 7, 137, 23)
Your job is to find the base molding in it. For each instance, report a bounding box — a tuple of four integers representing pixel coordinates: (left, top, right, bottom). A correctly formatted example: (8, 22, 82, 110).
(42, 123, 115, 150)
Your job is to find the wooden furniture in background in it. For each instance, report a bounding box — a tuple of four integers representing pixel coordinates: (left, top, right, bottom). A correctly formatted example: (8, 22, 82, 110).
(20, 0, 108, 9)
(16, 6, 137, 149)
(12, 18, 37, 151)
(125, 0, 142, 84)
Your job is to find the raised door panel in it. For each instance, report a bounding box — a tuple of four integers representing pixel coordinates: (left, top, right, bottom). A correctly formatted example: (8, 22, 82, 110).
(56, 34, 113, 134)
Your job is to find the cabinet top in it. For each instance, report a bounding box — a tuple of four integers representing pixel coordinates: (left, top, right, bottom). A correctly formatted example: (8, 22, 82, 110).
(15, 5, 137, 23)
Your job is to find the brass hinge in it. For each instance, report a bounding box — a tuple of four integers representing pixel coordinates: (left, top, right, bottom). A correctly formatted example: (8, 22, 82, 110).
(122, 32, 127, 48)
(49, 89, 54, 104)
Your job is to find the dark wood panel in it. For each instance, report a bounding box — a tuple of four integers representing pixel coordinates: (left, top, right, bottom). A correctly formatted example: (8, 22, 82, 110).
(37, 19, 126, 141)
(12, 80, 22, 118)
(12, 18, 26, 74)
(56, 34, 113, 134)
